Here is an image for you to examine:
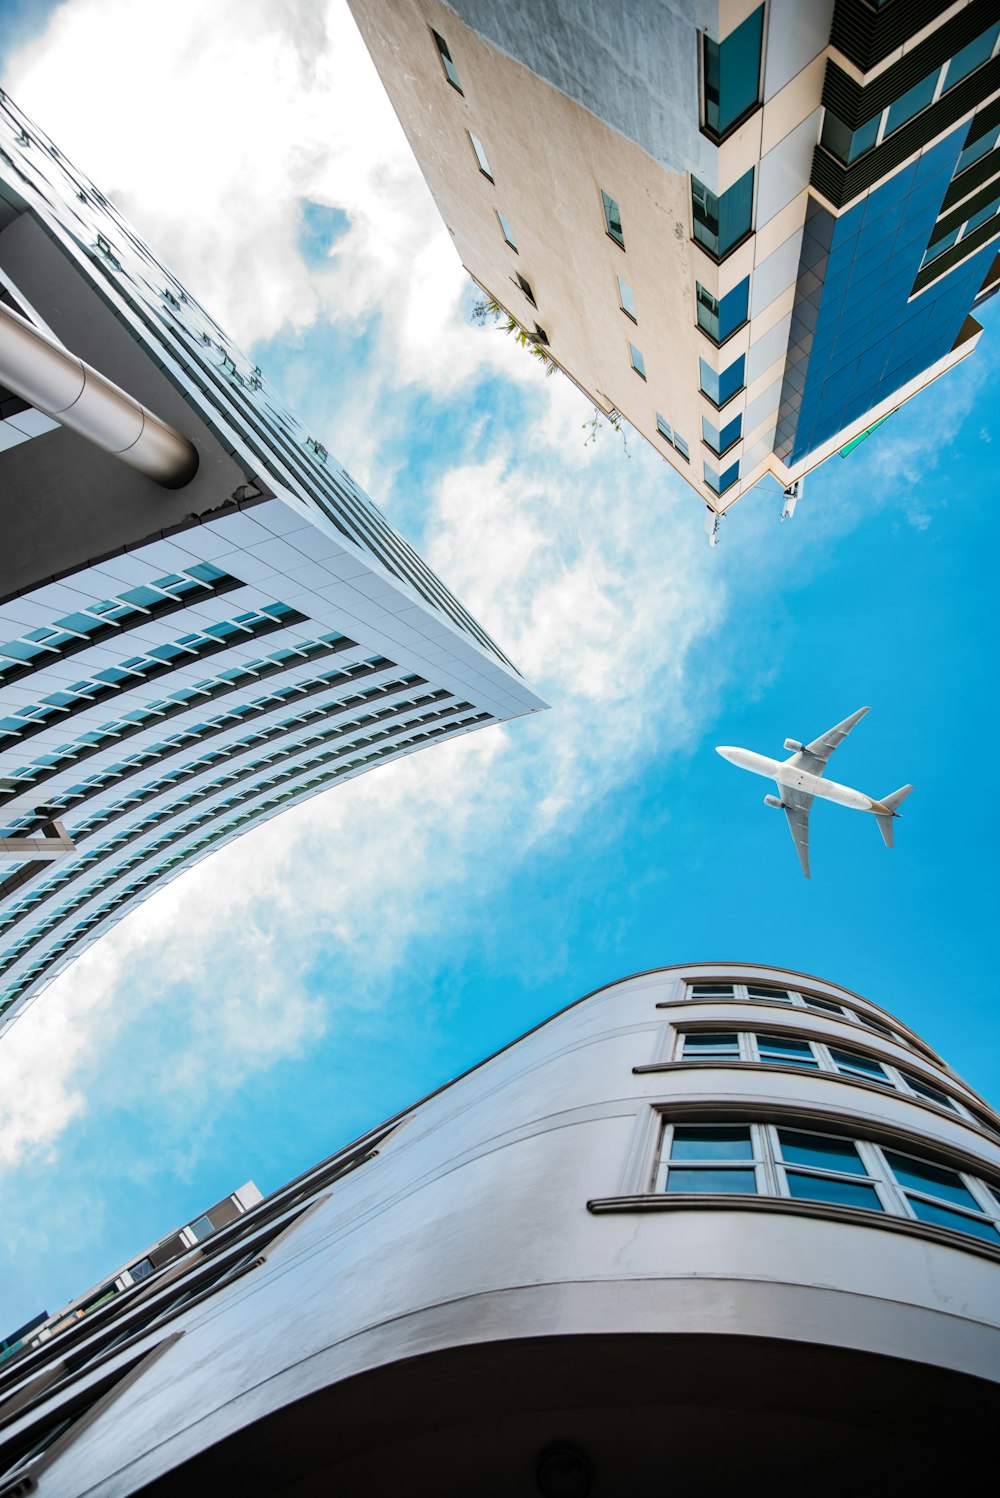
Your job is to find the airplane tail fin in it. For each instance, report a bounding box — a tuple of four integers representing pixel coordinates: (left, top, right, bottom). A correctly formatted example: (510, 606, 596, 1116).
(876, 785, 914, 848)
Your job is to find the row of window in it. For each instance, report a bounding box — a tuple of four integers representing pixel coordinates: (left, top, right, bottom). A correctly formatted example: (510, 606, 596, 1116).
(676, 1029, 964, 1115)
(0, 603, 301, 746)
(683, 980, 902, 1041)
(657, 1120, 1000, 1245)
(922, 187, 1000, 267)
(821, 22, 1000, 166)
(0, 563, 235, 683)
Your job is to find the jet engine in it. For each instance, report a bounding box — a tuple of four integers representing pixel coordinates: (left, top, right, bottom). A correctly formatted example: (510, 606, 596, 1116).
(763, 794, 784, 809)
(783, 739, 805, 751)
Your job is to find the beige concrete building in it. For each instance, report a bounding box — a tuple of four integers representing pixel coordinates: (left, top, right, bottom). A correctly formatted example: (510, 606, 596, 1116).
(349, 0, 1000, 537)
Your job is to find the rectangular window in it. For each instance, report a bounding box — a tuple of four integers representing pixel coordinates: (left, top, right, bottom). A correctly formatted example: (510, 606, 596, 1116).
(756, 1033, 818, 1068)
(468, 131, 493, 180)
(432, 30, 463, 92)
(681, 1032, 741, 1059)
(601, 189, 624, 248)
(673, 433, 690, 460)
(656, 413, 672, 443)
(515, 271, 536, 306)
(702, 6, 765, 139)
(496, 211, 518, 250)
(776, 1128, 884, 1211)
(704, 457, 740, 494)
(885, 1151, 1000, 1242)
(702, 412, 742, 455)
(662, 1124, 759, 1194)
(617, 274, 637, 321)
(629, 342, 646, 379)
(699, 353, 744, 407)
(942, 23, 1000, 93)
(691, 170, 754, 259)
(801, 995, 846, 1016)
(820, 109, 879, 165)
(689, 983, 735, 998)
(883, 72, 939, 137)
(900, 1070, 957, 1111)
(745, 984, 793, 1002)
(828, 1047, 890, 1085)
(957, 121, 1000, 174)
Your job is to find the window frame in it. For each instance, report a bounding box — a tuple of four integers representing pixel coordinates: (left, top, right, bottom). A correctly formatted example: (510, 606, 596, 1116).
(601, 188, 625, 250)
(467, 130, 494, 181)
(617, 273, 637, 323)
(700, 6, 766, 144)
(431, 29, 463, 93)
(628, 341, 647, 379)
(495, 210, 518, 251)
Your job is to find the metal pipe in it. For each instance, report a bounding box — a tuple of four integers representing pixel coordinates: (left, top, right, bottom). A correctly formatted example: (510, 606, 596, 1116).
(0, 300, 199, 488)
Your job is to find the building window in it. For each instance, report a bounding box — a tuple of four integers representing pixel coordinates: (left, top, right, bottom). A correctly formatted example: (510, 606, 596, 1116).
(821, 23, 1000, 166)
(702, 6, 765, 140)
(691, 170, 754, 260)
(702, 412, 742, 455)
(629, 342, 646, 378)
(432, 29, 463, 92)
(699, 354, 744, 407)
(899, 1069, 957, 1112)
(601, 188, 625, 249)
(828, 1046, 890, 1085)
(683, 980, 906, 1042)
(921, 192, 1000, 268)
(957, 120, 1000, 174)
(695, 277, 749, 343)
(657, 1119, 1000, 1243)
(515, 271, 536, 305)
(656, 414, 690, 461)
(617, 274, 637, 321)
(681, 1031, 741, 1059)
(704, 457, 740, 494)
(496, 210, 518, 250)
(468, 131, 493, 180)
(533, 322, 550, 346)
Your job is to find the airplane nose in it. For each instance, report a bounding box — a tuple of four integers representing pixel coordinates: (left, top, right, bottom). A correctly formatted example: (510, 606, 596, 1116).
(716, 746, 735, 761)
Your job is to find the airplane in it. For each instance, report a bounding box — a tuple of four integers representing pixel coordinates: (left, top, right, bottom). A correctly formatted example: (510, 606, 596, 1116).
(715, 707, 913, 879)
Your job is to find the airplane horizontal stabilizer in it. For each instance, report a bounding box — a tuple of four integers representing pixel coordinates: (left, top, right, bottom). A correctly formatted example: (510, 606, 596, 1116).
(882, 784, 914, 814)
(876, 813, 894, 848)
(876, 785, 913, 848)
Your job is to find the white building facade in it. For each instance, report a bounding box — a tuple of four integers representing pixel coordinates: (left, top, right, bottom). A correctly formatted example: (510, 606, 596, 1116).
(0, 962, 996, 1494)
(0, 89, 544, 1036)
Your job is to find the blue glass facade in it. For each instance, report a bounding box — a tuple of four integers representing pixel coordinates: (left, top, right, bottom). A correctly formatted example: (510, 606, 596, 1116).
(789, 126, 999, 463)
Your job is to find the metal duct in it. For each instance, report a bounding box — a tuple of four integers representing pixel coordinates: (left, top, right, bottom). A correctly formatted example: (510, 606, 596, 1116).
(0, 300, 199, 488)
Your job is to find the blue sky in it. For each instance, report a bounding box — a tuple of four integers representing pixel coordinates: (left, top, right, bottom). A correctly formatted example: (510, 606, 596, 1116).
(0, 0, 997, 1332)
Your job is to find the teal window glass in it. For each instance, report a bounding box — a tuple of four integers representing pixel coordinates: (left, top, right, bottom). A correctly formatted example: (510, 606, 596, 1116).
(699, 354, 744, 406)
(802, 995, 846, 1015)
(884, 1151, 978, 1209)
(702, 412, 742, 455)
(667, 1167, 756, 1193)
(468, 131, 493, 179)
(432, 29, 463, 92)
(682, 1032, 740, 1058)
(671, 1125, 753, 1161)
(907, 1198, 1000, 1240)
(828, 1047, 890, 1084)
(746, 984, 792, 1001)
(957, 121, 1000, 173)
(757, 1033, 817, 1067)
(691, 169, 754, 258)
(690, 983, 734, 997)
(496, 211, 518, 250)
(900, 1071, 956, 1109)
(777, 1129, 868, 1176)
(786, 1173, 883, 1210)
(703, 6, 765, 137)
(820, 109, 879, 164)
(629, 342, 646, 378)
(617, 274, 636, 320)
(943, 23, 1000, 92)
(704, 458, 740, 494)
(602, 189, 624, 248)
(964, 194, 1000, 234)
(695, 282, 721, 340)
(673, 433, 690, 460)
(656, 413, 672, 442)
(884, 72, 938, 137)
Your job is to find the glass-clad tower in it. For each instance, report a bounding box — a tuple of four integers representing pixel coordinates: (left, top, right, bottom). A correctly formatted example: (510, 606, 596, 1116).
(0, 962, 996, 1493)
(0, 90, 544, 1036)
(349, 0, 1000, 535)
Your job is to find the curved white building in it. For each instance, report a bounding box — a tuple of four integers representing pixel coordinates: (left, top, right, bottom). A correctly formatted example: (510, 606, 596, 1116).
(0, 962, 997, 1494)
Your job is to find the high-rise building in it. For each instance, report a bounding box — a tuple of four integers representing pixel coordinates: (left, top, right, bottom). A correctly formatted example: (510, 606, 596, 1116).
(349, 1, 1000, 538)
(0, 90, 544, 1037)
(0, 962, 996, 1494)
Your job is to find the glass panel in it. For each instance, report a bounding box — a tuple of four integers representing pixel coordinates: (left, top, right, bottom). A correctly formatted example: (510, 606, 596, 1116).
(617, 275, 636, 319)
(671, 1125, 754, 1160)
(907, 1197, 1000, 1241)
(704, 459, 739, 494)
(469, 132, 493, 179)
(777, 1129, 868, 1175)
(601, 189, 624, 248)
(884, 1151, 978, 1209)
(957, 121, 1000, 174)
(922, 227, 961, 266)
(963, 195, 1000, 234)
(900, 1072, 955, 1109)
(690, 983, 734, 996)
(786, 1172, 883, 1210)
(656, 413, 672, 441)
(718, 277, 750, 340)
(746, 985, 791, 1001)
(682, 1032, 740, 1056)
(673, 434, 689, 460)
(828, 1047, 889, 1082)
(943, 24, 1000, 92)
(629, 342, 646, 378)
(703, 6, 764, 136)
(821, 109, 880, 164)
(758, 1034, 818, 1066)
(717, 169, 754, 256)
(702, 354, 745, 406)
(432, 29, 462, 91)
(667, 1167, 756, 1193)
(884, 72, 939, 137)
(696, 282, 720, 340)
(691, 176, 720, 255)
(496, 211, 517, 250)
(803, 996, 845, 1015)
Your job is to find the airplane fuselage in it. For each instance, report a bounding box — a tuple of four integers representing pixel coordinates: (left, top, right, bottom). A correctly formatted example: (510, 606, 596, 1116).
(716, 747, 889, 815)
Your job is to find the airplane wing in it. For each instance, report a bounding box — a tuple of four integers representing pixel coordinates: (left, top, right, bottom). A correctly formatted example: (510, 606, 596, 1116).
(788, 706, 870, 777)
(782, 786, 813, 880)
